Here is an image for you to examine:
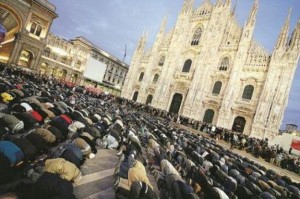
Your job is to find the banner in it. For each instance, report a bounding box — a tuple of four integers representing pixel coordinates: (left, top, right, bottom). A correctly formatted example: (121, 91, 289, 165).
(291, 139, 300, 151)
(0, 24, 6, 44)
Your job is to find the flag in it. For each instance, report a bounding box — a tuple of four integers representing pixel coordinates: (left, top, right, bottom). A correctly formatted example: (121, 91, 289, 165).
(123, 44, 127, 62)
(0, 24, 7, 44)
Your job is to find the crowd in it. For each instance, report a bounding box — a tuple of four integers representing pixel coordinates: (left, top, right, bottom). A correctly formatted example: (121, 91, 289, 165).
(0, 63, 300, 199)
(128, 104, 300, 175)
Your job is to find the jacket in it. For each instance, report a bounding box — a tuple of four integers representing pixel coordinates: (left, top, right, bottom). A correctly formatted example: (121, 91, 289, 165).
(0, 114, 22, 130)
(45, 158, 82, 182)
(0, 141, 24, 166)
(73, 138, 91, 156)
(34, 128, 56, 143)
(33, 172, 76, 199)
(12, 137, 37, 160)
(128, 161, 152, 189)
(26, 133, 49, 153)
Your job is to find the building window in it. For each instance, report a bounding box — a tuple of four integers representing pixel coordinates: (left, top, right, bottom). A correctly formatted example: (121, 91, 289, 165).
(219, 57, 229, 71)
(146, 95, 153, 105)
(212, 81, 222, 95)
(138, 72, 144, 82)
(52, 53, 58, 60)
(36, 25, 42, 36)
(242, 85, 254, 100)
(75, 61, 81, 69)
(158, 55, 165, 66)
(113, 78, 116, 83)
(61, 56, 67, 64)
(191, 27, 202, 46)
(30, 23, 36, 34)
(43, 48, 50, 57)
(108, 76, 111, 81)
(132, 91, 138, 102)
(30, 22, 42, 37)
(152, 74, 159, 83)
(182, 59, 192, 73)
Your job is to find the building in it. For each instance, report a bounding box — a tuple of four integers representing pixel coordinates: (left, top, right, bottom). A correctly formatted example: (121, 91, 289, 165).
(0, 0, 128, 91)
(0, 0, 57, 68)
(39, 33, 91, 84)
(85, 46, 129, 91)
(40, 34, 129, 87)
(122, 0, 300, 138)
(285, 124, 298, 134)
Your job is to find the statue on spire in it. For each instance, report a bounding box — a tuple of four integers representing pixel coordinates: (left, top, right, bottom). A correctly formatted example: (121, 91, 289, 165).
(246, 0, 258, 26)
(275, 8, 292, 50)
(288, 18, 300, 50)
(181, 0, 195, 14)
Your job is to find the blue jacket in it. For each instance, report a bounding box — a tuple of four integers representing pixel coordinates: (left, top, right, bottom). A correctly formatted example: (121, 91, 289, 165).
(0, 141, 24, 166)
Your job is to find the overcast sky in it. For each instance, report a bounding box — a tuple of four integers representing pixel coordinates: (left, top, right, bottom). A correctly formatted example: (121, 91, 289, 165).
(48, 0, 300, 130)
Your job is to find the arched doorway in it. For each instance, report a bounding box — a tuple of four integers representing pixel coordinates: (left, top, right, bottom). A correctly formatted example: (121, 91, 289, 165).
(39, 62, 48, 75)
(132, 91, 138, 102)
(146, 95, 153, 105)
(0, 7, 22, 63)
(203, 109, 215, 123)
(18, 50, 33, 68)
(169, 93, 183, 114)
(232, 116, 246, 133)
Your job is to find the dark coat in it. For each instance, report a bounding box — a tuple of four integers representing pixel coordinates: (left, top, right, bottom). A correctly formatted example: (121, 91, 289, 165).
(12, 137, 37, 160)
(33, 172, 76, 199)
(26, 133, 49, 153)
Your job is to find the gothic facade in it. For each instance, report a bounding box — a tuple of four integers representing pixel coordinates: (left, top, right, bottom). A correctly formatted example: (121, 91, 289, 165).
(121, 0, 300, 138)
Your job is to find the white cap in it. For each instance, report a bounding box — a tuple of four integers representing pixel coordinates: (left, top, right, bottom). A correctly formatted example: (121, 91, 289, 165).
(89, 153, 96, 159)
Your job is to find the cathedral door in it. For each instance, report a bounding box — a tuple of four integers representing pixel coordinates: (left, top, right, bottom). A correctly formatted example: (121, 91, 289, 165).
(146, 95, 153, 105)
(203, 109, 215, 124)
(232, 116, 246, 133)
(132, 91, 138, 102)
(169, 93, 183, 114)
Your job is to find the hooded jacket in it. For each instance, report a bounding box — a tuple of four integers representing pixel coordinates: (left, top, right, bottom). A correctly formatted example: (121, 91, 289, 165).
(45, 158, 82, 182)
(34, 128, 56, 143)
(0, 141, 24, 166)
(128, 160, 153, 189)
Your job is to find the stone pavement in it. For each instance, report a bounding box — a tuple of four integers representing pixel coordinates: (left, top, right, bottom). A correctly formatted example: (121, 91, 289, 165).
(73, 149, 159, 199)
(73, 124, 300, 199)
(73, 149, 118, 199)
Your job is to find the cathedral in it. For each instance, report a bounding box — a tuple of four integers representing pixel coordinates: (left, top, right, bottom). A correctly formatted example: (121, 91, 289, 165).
(121, 0, 300, 138)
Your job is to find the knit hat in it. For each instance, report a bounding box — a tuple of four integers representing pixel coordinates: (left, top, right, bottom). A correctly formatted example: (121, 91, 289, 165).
(1, 92, 13, 103)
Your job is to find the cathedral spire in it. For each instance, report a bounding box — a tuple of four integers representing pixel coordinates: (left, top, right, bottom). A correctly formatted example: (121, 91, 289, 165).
(154, 16, 167, 46)
(159, 16, 168, 34)
(136, 29, 148, 51)
(231, 0, 237, 16)
(288, 18, 300, 50)
(215, 0, 224, 7)
(246, 0, 258, 26)
(275, 8, 291, 50)
(181, 0, 195, 14)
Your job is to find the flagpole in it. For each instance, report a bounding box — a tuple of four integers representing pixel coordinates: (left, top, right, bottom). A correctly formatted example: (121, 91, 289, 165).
(123, 44, 127, 62)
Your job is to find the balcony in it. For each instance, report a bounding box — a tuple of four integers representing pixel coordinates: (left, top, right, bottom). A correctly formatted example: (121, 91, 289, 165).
(174, 71, 193, 81)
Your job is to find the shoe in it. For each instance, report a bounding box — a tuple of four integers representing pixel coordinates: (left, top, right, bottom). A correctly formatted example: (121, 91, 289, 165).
(116, 150, 123, 156)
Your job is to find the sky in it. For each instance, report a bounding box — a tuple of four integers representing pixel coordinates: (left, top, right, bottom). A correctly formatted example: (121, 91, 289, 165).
(48, 0, 300, 130)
